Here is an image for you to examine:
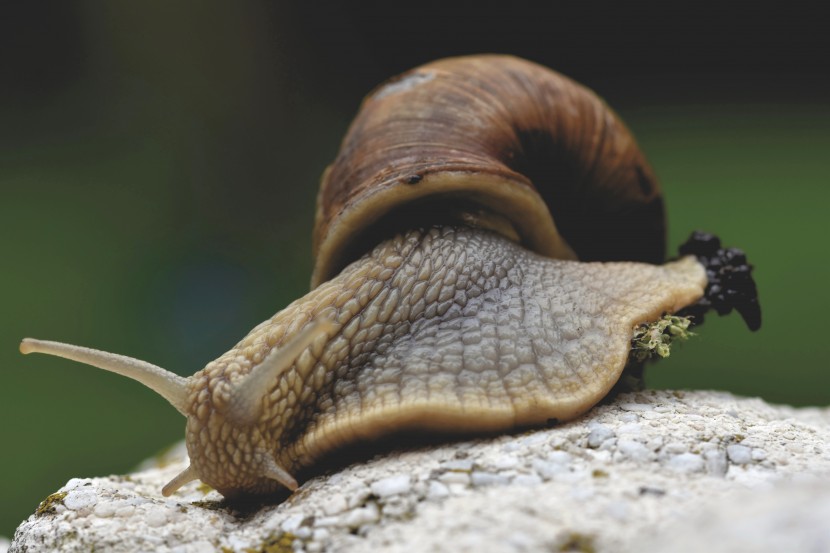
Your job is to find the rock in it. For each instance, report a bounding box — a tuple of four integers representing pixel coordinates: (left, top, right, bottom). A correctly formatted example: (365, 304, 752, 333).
(9, 391, 830, 553)
(586, 423, 616, 448)
(632, 480, 830, 553)
(370, 475, 412, 498)
(726, 443, 753, 464)
(665, 452, 705, 473)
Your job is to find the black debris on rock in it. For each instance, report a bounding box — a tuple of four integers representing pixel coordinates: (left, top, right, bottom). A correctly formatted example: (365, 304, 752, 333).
(677, 231, 762, 331)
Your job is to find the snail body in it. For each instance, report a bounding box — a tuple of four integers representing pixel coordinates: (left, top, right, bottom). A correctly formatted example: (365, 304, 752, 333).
(20, 55, 758, 499)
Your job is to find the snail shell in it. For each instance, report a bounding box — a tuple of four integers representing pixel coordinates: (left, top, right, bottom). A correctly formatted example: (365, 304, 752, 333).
(313, 54, 665, 286)
(21, 55, 709, 498)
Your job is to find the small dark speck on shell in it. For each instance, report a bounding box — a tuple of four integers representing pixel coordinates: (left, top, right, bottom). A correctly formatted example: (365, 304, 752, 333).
(404, 174, 423, 185)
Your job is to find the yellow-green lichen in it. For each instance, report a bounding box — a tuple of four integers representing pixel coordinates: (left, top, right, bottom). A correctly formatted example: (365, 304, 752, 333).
(630, 314, 694, 363)
(244, 532, 297, 553)
(191, 499, 225, 511)
(558, 531, 596, 553)
(36, 491, 68, 516)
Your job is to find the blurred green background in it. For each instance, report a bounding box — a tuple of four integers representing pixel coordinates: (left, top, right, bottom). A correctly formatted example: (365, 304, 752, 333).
(1, 1, 827, 539)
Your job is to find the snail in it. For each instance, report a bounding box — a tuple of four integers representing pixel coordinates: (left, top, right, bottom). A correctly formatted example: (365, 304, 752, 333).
(20, 55, 760, 499)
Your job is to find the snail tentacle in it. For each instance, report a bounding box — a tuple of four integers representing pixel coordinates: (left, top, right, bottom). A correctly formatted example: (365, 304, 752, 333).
(258, 450, 298, 491)
(161, 464, 198, 497)
(227, 318, 336, 425)
(19, 338, 189, 416)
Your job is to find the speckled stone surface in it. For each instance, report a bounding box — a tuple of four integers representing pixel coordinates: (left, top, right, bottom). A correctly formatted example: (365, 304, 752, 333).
(10, 390, 830, 553)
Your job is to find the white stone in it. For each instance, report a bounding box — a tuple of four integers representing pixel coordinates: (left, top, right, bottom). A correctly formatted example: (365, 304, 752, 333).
(370, 475, 411, 497)
(531, 459, 565, 480)
(169, 540, 214, 553)
(511, 473, 543, 486)
(440, 459, 474, 472)
(471, 472, 510, 487)
(703, 449, 729, 476)
(339, 503, 380, 528)
(619, 412, 639, 423)
(345, 483, 372, 509)
(616, 438, 654, 462)
(634, 480, 830, 553)
(491, 455, 519, 470)
(63, 489, 97, 512)
(379, 497, 413, 518)
(727, 444, 753, 464)
(9, 391, 830, 553)
(666, 453, 705, 474)
(618, 422, 643, 435)
(438, 470, 471, 485)
(92, 503, 116, 518)
(644, 436, 664, 451)
(621, 403, 653, 412)
(145, 509, 169, 528)
(547, 451, 571, 465)
(662, 441, 689, 454)
(293, 526, 313, 539)
(426, 481, 450, 500)
(321, 493, 349, 515)
(280, 513, 306, 532)
(586, 424, 616, 448)
(517, 432, 549, 449)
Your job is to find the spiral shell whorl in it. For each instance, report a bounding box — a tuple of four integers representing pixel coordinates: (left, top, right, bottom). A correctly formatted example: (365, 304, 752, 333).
(313, 54, 664, 287)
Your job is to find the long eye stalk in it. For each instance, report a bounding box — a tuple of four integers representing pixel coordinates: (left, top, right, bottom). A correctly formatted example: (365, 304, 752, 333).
(227, 317, 335, 425)
(19, 338, 190, 416)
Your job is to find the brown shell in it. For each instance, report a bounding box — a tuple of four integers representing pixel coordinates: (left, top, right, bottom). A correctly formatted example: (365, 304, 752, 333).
(312, 54, 664, 287)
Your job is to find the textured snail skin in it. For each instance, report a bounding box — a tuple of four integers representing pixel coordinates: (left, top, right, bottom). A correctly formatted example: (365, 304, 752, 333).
(188, 227, 705, 497)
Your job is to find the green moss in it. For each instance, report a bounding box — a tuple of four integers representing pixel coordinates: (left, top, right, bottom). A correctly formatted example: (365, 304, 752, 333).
(630, 315, 694, 364)
(558, 531, 596, 552)
(244, 532, 297, 553)
(190, 499, 225, 511)
(35, 491, 67, 516)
